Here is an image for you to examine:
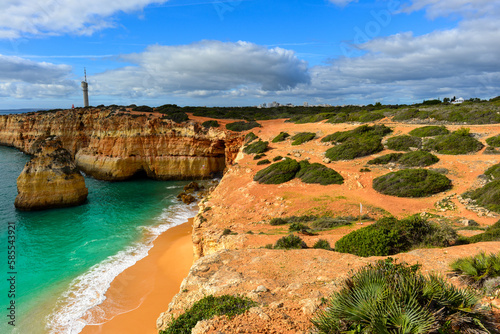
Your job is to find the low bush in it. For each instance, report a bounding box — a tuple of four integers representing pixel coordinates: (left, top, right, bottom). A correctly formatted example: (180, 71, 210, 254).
(295, 160, 344, 185)
(386, 135, 422, 151)
(162, 295, 256, 334)
(312, 258, 490, 334)
(335, 216, 459, 257)
(256, 159, 271, 165)
(162, 112, 189, 123)
(226, 121, 261, 132)
(201, 120, 219, 128)
(451, 252, 500, 287)
(274, 234, 307, 249)
(321, 124, 392, 143)
(253, 153, 265, 160)
(133, 105, 153, 112)
(312, 239, 331, 250)
(289, 222, 310, 232)
(392, 108, 431, 121)
(310, 216, 356, 230)
(373, 169, 452, 198)
(486, 134, 500, 147)
(398, 151, 440, 167)
(254, 158, 300, 184)
(368, 153, 403, 165)
(245, 132, 258, 143)
(409, 125, 450, 137)
(463, 180, 500, 213)
(243, 140, 268, 154)
(291, 132, 316, 145)
(425, 132, 484, 154)
(269, 217, 288, 226)
(485, 163, 500, 180)
(468, 220, 500, 243)
(358, 112, 384, 122)
(272, 132, 290, 143)
(273, 155, 283, 162)
(325, 137, 384, 161)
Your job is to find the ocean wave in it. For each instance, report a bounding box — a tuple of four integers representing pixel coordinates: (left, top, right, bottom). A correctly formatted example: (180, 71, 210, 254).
(45, 203, 198, 334)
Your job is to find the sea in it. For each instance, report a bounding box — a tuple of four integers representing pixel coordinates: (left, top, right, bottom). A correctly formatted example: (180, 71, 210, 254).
(0, 110, 199, 333)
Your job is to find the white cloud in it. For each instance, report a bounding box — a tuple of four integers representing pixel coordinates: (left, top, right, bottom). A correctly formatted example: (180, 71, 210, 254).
(328, 0, 358, 7)
(91, 40, 310, 98)
(0, 54, 77, 98)
(400, 0, 500, 19)
(0, 0, 168, 38)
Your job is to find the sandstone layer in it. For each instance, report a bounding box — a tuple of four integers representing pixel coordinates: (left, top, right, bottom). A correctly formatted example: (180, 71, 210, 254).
(0, 108, 243, 181)
(15, 136, 88, 211)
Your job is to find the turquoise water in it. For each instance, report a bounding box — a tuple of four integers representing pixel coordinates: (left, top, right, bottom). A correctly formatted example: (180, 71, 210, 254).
(0, 145, 198, 334)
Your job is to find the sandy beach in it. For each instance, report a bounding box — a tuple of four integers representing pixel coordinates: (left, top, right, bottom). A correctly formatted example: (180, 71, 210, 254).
(80, 219, 194, 334)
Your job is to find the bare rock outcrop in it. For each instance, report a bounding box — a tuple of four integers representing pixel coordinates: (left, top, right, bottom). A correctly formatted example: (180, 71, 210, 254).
(15, 136, 88, 211)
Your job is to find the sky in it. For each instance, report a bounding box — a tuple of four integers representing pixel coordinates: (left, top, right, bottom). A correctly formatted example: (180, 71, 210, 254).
(0, 0, 499, 109)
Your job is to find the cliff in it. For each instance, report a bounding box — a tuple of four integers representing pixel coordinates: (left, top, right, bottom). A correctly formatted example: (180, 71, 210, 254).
(0, 108, 243, 181)
(15, 136, 88, 211)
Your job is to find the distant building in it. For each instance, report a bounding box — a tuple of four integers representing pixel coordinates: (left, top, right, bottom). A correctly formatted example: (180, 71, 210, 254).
(303, 102, 309, 107)
(452, 97, 465, 104)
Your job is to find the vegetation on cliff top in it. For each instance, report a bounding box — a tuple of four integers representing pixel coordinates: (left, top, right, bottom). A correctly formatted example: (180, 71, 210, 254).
(386, 135, 422, 151)
(321, 124, 392, 143)
(409, 125, 450, 137)
(254, 159, 344, 185)
(325, 137, 384, 161)
(243, 140, 268, 154)
(312, 258, 491, 334)
(272, 131, 290, 143)
(226, 120, 261, 132)
(162, 295, 256, 334)
(373, 169, 452, 198)
(291, 132, 316, 145)
(335, 216, 459, 257)
(424, 129, 484, 155)
(368, 151, 439, 167)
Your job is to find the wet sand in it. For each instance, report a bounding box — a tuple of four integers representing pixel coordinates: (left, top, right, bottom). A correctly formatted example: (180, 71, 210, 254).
(80, 219, 193, 334)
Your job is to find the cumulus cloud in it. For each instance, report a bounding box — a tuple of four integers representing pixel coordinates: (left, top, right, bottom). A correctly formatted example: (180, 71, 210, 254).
(91, 40, 310, 98)
(0, 0, 168, 38)
(0, 55, 77, 99)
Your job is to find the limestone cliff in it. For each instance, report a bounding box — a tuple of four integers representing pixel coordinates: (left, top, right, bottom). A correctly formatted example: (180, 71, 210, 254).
(0, 108, 243, 181)
(15, 136, 88, 211)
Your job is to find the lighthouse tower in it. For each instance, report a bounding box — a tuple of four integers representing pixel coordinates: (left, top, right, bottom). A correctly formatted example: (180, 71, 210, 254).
(81, 68, 89, 107)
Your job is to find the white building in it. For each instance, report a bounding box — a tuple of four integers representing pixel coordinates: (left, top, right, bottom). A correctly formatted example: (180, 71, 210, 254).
(452, 97, 465, 104)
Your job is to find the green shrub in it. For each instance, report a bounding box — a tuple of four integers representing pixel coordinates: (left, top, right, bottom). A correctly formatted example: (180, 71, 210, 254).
(398, 151, 440, 167)
(468, 221, 500, 243)
(321, 124, 392, 143)
(245, 132, 258, 143)
(269, 217, 288, 226)
(335, 216, 459, 257)
(463, 180, 500, 213)
(485, 163, 500, 180)
(289, 222, 309, 232)
(325, 137, 384, 161)
(358, 112, 384, 122)
(243, 140, 268, 154)
(368, 153, 403, 165)
(373, 169, 452, 198)
(274, 234, 307, 249)
(133, 105, 153, 112)
(254, 159, 300, 184)
(253, 153, 265, 160)
(451, 252, 500, 286)
(425, 133, 484, 155)
(162, 112, 189, 123)
(386, 135, 422, 151)
(226, 121, 261, 132)
(272, 132, 290, 143)
(295, 161, 344, 185)
(409, 125, 450, 137)
(313, 239, 331, 250)
(162, 295, 256, 334)
(222, 228, 232, 236)
(310, 216, 356, 230)
(392, 108, 431, 121)
(486, 134, 500, 148)
(256, 159, 271, 165)
(201, 120, 219, 128)
(312, 259, 489, 334)
(291, 132, 316, 145)
(273, 155, 283, 162)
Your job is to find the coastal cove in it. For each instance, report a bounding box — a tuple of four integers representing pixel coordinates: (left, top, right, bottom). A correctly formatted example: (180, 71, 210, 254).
(0, 145, 199, 334)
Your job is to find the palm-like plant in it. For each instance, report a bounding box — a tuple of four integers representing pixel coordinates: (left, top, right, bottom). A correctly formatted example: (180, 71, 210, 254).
(451, 252, 500, 287)
(312, 258, 491, 334)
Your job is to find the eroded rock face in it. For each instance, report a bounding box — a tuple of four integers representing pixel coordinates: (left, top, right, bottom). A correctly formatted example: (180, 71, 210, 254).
(15, 136, 88, 211)
(0, 108, 243, 181)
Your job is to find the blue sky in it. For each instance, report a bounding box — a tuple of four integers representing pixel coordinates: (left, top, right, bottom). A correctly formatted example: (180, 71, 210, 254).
(0, 0, 499, 109)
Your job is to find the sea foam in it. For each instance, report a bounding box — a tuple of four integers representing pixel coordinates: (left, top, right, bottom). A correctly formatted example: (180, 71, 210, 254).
(45, 202, 198, 334)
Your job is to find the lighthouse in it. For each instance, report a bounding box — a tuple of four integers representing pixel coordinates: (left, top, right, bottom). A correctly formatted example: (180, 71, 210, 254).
(81, 68, 89, 107)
